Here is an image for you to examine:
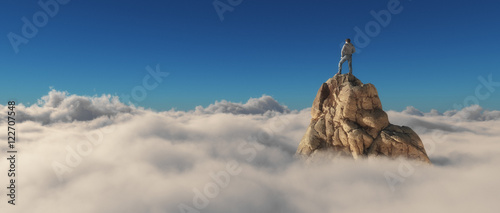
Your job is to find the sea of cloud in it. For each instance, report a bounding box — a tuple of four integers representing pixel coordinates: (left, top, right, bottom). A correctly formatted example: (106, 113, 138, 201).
(0, 90, 499, 213)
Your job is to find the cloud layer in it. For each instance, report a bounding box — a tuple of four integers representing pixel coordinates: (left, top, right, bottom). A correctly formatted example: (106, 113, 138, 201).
(194, 95, 291, 115)
(13, 89, 135, 125)
(0, 91, 499, 213)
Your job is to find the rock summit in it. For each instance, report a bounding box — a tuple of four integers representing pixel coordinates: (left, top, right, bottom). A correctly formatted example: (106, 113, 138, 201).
(296, 74, 431, 163)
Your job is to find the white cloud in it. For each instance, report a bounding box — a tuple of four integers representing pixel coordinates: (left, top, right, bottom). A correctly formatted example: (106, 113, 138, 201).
(194, 95, 291, 115)
(401, 105, 500, 121)
(390, 105, 500, 134)
(11, 89, 135, 125)
(402, 106, 424, 116)
(0, 90, 499, 213)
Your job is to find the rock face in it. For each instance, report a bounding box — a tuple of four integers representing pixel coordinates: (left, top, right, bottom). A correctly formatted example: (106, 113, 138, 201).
(296, 74, 431, 163)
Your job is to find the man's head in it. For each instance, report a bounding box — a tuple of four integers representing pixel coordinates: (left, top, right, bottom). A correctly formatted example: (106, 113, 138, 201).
(345, 38, 351, 43)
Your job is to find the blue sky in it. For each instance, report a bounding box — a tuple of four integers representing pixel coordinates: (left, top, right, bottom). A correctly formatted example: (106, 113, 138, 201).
(1, 0, 499, 112)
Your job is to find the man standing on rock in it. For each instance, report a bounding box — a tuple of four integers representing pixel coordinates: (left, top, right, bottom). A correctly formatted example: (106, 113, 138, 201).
(337, 38, 356, 75)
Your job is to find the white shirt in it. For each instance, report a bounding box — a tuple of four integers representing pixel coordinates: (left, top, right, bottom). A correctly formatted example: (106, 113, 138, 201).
(341, 42, 356, 56)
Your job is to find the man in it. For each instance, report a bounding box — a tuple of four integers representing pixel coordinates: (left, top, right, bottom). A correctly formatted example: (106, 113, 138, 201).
(337, 38, 356, 75)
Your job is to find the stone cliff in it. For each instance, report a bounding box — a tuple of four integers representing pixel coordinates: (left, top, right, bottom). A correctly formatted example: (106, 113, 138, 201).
(296, 74, 431, 163)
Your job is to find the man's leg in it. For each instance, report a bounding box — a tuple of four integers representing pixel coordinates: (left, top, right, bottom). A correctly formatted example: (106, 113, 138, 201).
(348, 55, 353, 74)
(338, 56, 347, 74)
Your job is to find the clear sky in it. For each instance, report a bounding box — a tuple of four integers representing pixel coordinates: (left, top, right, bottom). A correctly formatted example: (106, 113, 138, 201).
(1, 0, 499, 112)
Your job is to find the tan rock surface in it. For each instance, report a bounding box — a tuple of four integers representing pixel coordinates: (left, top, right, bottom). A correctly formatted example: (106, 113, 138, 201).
(296, 74, 431, 163)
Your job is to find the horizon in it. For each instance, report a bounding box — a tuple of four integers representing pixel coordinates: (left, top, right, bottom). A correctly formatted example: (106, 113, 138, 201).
(9, 86, 499, 118)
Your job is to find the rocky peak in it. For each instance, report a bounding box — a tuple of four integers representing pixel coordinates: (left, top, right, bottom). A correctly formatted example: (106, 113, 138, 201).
(296, 74, 431, 163)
